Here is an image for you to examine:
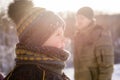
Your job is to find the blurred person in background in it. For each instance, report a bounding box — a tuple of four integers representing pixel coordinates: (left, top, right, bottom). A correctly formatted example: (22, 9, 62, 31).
(73, 6, 114, 80)
(4, 0, 70, 80)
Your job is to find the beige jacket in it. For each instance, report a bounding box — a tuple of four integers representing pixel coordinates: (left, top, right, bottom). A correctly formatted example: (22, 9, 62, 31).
(73, 23, 114, 80)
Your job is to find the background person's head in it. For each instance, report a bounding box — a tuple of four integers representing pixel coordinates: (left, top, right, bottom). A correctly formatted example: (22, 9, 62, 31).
(8, 0, 66, 49)
(76, 6, 95, 29)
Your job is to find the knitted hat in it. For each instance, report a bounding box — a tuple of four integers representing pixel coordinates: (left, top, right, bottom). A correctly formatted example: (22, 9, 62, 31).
(8, 0, 65, 47)
(77, 7, 94, 20)
(18, 9, 65, 47)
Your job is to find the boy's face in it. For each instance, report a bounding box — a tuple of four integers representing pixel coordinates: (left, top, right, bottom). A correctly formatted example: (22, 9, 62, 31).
(76, 14, 91, 29)
(43, 27, 66, 49)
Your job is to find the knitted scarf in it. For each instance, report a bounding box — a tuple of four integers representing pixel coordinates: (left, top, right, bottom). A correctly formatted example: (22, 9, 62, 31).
(15, 43, 69, 74)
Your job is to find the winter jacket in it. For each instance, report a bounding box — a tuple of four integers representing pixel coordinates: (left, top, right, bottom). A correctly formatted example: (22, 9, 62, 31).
(4, 44, 70, 80)
(73, 23, 114, 80)
(0, 72, 4, 80)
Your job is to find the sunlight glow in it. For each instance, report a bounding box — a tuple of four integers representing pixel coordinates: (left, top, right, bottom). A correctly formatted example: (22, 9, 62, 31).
(33, 0, 120, 14)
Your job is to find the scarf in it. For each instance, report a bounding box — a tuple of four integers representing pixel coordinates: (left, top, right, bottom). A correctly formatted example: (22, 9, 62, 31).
(15, 43, 69, 74)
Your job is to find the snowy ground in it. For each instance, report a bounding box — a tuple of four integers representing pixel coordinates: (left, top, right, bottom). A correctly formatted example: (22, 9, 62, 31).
(64, 64, 120, 80)
(112, 64, 120, 80)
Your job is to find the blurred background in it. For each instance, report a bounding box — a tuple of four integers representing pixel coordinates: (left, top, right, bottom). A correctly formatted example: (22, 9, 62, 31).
(0, 0, 120, 80)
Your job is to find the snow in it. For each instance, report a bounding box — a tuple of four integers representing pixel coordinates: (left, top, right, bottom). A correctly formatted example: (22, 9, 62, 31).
(112, 64, 120, 80)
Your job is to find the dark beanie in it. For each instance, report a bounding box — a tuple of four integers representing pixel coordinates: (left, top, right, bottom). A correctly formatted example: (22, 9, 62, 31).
(8, 0, 65, 47)
(77, 7, 94, 20)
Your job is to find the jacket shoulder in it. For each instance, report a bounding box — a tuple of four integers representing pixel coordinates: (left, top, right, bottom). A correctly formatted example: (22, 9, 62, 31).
(93, 24, 104, 32)
(95, 25, 113, 47)
(4, 64, 43, 80)
(89, 24, 103, 41)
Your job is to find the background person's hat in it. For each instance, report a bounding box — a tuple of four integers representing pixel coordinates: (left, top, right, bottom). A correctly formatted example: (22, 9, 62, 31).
(77, 6, 94, 20)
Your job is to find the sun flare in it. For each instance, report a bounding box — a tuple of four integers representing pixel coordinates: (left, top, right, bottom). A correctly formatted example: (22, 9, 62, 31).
(33, 0, 120, 14)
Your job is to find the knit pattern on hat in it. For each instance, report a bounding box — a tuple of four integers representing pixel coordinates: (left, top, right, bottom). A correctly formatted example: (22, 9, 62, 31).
(17, 8, 45, 37)
(16, 8, 65, 47)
